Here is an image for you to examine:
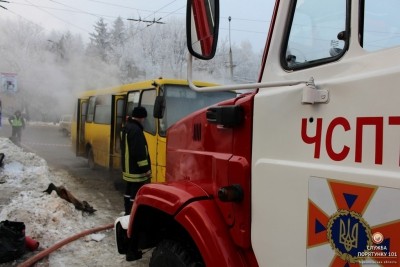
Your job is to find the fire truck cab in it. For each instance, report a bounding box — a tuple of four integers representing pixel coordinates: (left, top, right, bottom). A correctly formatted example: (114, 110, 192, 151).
(115, 0, 400, 266)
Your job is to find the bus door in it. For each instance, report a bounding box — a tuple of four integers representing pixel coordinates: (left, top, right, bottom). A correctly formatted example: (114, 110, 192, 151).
(125, 89, 158, 182)
(140, 89, 158, 182)
(110, 94, 125, 170)
(76, 98, 88, 157)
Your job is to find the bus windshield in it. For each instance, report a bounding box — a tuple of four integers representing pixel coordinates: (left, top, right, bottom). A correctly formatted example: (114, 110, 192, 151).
(159, 84, 237, 136)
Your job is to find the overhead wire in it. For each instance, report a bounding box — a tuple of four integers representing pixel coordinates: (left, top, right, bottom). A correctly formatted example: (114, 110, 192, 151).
(20, 0, 92, 34)
(0, 0, 9, 10)
(3, 0, 269, 44)
(127, 0, 184, 39)
(49, 0, 113, 21)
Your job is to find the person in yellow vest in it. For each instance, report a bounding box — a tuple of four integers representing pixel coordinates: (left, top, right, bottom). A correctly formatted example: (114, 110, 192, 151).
(8, 110, 25, 143)
(120, 106, 151, 215)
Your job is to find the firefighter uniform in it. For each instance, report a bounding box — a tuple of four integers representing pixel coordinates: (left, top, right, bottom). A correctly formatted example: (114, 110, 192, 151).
(120, 107, 151, 215)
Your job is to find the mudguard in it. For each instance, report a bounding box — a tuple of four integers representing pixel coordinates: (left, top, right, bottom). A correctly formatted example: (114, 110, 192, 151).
(175, 200, 249, 267)
(128, 181, 208, 237)
(128, 182, 249, 267)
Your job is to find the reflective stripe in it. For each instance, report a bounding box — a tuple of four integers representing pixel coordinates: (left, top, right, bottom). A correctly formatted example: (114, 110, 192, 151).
(137, 159, 148, 167)
(122, 171, 151, 183)
(124, 136, 130, 174)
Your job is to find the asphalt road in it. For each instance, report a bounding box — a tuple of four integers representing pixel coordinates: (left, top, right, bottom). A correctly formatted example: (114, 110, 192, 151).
(0, 121, 78, 167)
(0, 121, 124, 192)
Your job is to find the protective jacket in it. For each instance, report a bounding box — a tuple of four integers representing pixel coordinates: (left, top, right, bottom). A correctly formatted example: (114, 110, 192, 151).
(120, 119, 151, 182)
(9, 116, 25, 128)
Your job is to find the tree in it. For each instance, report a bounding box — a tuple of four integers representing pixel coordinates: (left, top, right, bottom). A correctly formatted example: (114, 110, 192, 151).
(87, 18, 112, 62)
(0, 15, 262, 121)
(111, 17, 126, 48)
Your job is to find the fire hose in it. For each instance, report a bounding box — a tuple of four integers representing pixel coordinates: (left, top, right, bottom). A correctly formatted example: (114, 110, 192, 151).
(17, 223, 114, 267)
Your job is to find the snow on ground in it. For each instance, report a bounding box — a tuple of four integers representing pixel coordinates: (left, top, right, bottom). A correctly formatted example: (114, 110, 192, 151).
(0, 138, 150, 266)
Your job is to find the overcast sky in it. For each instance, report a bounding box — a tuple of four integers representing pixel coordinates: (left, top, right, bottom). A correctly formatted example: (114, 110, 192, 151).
(0, 0, 274, 52)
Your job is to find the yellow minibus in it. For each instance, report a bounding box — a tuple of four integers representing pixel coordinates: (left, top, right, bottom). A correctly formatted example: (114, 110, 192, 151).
(71, 78, 237, 183)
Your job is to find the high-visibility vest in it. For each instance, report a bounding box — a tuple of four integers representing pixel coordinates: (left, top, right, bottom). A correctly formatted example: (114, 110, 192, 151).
(10, 117, 23, 127)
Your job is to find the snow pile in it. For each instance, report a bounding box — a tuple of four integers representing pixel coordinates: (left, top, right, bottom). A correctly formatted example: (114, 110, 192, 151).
(0, 138, 94, 246)
(0, 137, 150, 266)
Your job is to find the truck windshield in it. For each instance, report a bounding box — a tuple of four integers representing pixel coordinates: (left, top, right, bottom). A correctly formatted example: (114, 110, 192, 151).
(159, 85, 237, 136)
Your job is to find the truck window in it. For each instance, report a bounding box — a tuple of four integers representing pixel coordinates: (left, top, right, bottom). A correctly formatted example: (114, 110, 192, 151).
(284, 0, 347, 69)
(362, 0, 400, 51)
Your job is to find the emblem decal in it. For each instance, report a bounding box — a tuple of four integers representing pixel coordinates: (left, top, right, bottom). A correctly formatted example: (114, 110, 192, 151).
(307, 178, 400, 266)
(327, 209, 372, 263)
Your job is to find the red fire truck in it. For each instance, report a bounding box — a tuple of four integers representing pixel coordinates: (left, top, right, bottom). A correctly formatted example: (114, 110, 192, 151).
(115, 0, 400, 266)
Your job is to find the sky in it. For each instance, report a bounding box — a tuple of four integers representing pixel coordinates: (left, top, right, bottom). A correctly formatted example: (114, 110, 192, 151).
(0, 0, 274, 52)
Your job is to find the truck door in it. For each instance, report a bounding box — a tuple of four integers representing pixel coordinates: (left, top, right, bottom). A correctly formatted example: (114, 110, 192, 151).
(252, 1, 400, 266)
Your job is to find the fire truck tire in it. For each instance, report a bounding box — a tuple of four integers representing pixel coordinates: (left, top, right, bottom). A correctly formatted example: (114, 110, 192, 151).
(149, 239, 204, 267)
(88, 148, 95, 170)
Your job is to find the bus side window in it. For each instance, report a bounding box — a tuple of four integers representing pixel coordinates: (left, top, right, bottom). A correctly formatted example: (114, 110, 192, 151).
(140, 89, 156, 135)
(127, 92, 140, 118)
(87, 96, 96, 122)
(94, 105, 111, 124)
(93, 95, 112, 124)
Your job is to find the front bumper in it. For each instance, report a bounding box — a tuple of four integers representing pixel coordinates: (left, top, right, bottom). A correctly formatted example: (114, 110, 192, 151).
(114, 215, 130, 254)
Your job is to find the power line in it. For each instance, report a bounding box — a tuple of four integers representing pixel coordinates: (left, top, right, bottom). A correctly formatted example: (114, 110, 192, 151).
(9, 1, 126, 20)
(220, 27, 267, 35)
(5, 0, 269, 46)
(22, 0, 91, 33)
(221, 16, 270, 24)
(126, 1, 183, 27)
(9, 0, 183, 19)
(85, 0, 147, 12)
(127, 2, 185, 38)
(127, 17, 165, 26)
(0, 0, 9, 10)
(48, 0, 115, 25)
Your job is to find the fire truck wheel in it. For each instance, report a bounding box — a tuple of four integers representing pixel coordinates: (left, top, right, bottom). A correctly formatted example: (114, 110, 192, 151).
(149, 239, 204, 267)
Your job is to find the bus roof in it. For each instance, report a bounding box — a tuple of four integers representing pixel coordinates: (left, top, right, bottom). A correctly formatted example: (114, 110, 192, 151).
(76, 78, 218, 98)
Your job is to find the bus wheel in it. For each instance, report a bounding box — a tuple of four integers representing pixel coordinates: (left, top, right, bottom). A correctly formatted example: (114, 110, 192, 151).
(149, 239, 204, 267)
(88, 148, 95, 170)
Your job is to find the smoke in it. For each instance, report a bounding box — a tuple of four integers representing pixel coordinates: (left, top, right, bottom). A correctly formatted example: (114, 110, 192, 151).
(0, 16, 261, 122)
(0, 18, 119, 121)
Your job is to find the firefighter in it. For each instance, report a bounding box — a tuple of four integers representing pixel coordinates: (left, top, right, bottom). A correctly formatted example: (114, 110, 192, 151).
(120, 106, 151, 215)
(8, 110, 25, 144)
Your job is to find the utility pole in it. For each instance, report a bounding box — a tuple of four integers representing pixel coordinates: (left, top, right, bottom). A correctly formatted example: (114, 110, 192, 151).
(228, 16, 233, 80)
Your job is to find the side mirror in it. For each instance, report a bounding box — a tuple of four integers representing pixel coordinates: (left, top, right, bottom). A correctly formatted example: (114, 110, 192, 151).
(186, 0, 219, 60)
(153, 96, 165, 119)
